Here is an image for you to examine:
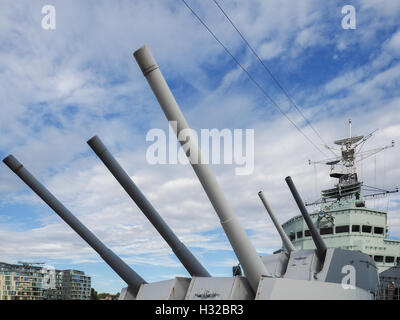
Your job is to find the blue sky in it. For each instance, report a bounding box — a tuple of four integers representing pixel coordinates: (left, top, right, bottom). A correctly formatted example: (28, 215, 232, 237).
(0, 0, 400, 294)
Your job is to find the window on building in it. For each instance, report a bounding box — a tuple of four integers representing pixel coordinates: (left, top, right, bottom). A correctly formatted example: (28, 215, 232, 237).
(336, 225, 350, 233)
(362, 225, 372, 233)
(304, 230, 311, 237)
(397, 257, 400, 264)
(296, 231, 303, 239)
(374, 227, 384, 235)
(289, 232, 295, 241)
(320, 227, 333, 235)
(352, 225, 360, 232)
(385, 256, 395, 263)
(374, 255, 383, 262)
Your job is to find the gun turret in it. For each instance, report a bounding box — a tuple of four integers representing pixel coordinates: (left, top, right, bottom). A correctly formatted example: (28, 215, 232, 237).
(258, 191, 295, 253)
(285, 176, 327, 261)
(133, 45, 270, 292)
(3, 155, 146, 295)
(87, 135, 210, 277)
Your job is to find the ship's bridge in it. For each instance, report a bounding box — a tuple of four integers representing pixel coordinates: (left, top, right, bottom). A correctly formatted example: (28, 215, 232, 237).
(282, 199, 400, 273)
(293, 121, 399, 273)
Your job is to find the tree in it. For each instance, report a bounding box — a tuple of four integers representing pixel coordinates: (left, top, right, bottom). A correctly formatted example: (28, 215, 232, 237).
(90, 288, 98, 300)
(97, 292, 120, 300)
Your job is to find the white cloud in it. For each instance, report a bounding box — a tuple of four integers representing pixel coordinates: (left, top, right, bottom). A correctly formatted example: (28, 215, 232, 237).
(258, 41, 283, 60)
(295, 27, 321, 48)
(324, 69, 365, 95)
(386, 30, 400, 55)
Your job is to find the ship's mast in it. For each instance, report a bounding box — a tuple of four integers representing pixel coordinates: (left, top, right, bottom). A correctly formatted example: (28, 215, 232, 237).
(334, 119, 361, 185)
(349, 119, 352, 139)
(307, 120, 397, 205)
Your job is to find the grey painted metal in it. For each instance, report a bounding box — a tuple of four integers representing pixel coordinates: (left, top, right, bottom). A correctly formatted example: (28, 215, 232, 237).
(185, 276, 254, 300)
(133, 45, 270, 292)
(119, 287, 137, 300)
(283, 249, 321, 281)
(87, 135, 210, 277)
(285, 176, 327, 261)
(136, 277, 191, 300)
(319, 248, 379, 292)
(256, 276, 373, 300)
(282, 248, 379, 293)
(260, 252, 289, 278)
(258, 191, 295, 253)
(379, 264, 400, 288)
(3, 154, 146, 294)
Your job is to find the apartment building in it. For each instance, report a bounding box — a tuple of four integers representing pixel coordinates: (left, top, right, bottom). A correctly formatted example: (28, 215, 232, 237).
(0, 262, 91, 300)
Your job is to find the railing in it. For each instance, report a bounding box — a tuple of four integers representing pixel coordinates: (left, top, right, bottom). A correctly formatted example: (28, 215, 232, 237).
(375, 283, 400, 300)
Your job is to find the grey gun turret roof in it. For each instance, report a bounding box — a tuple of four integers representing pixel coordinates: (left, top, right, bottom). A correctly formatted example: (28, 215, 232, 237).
(285, 176, 327, 261)
(87, 135, 210, 277)
(258, 191, 295, 253)
(133, 45, 270, 292)
(2, 155, 146, 295)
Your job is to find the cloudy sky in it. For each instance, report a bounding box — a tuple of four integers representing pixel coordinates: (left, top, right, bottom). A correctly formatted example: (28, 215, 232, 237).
(0, 0, 399, 294)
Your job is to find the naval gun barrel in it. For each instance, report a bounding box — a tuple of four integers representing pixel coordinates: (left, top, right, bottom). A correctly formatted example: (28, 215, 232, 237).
(133, 45, 270, 292)
(87, 135, 210, 277)
(285, 176, 327, 261)
(258, 191, 295, 253)
(3, 155, 147, 294)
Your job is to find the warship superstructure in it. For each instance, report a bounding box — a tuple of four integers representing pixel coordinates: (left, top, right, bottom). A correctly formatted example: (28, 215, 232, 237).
(282, 121, 399, 273)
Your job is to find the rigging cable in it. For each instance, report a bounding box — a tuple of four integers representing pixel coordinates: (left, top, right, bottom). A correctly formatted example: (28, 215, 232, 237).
(386, 196, 390, 213)
(374, 154, 377, 209)
(314, 162, 318, 200)
(212, 0, 336, 157)
(383, 148, 386, 190)
(180, 0, 328, 157)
